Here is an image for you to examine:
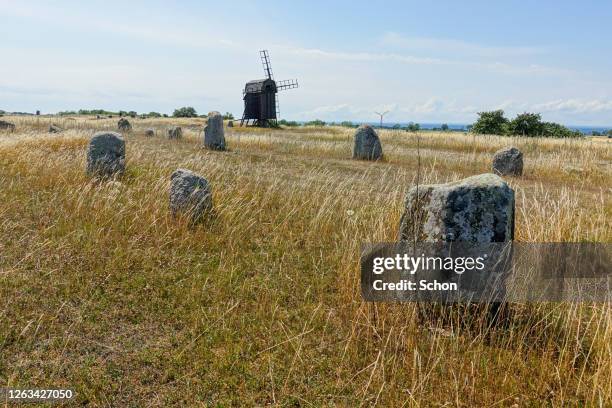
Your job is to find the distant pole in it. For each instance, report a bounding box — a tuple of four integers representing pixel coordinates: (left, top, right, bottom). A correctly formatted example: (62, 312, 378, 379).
(374, 111, 390, 128)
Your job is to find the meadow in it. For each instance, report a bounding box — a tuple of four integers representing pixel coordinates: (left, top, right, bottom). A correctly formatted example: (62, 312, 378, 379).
(0, 115, 610, 406)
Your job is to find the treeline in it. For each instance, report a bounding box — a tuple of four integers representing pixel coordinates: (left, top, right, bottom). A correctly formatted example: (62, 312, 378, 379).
(471, 110, 582, 138)
(55, 107, 235, 120)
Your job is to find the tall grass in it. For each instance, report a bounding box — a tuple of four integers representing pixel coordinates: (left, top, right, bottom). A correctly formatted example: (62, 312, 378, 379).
(0, 116, 610, 406)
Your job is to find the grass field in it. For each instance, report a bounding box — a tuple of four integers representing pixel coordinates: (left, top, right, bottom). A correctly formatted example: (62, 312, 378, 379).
(1, 115, 611, 406)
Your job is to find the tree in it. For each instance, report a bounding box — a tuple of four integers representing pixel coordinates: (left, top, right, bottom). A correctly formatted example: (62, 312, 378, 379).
(471, 110, 509, 135)
(508, 112, 543, 136)
(147, 112, 162, 118)
(223, 112, 234, 120)
(278, 119, 299, 127)
(173, 107, 198, 118)
(541, 122, 582, 138)
(607, 129, 612, 137)
(305, 119, 326, 127)
(404, 122, 420, 132)
(440, 123, 449, 131)
(128, 111, 137, 118)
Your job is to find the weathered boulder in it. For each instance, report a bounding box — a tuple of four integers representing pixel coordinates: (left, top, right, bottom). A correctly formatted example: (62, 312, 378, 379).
(49, 124, 63, 133)
(492, 147, 523, 176)
(203, 111, 226, 150)
(117, 118, 131, 131)
(227, 120, 233, 128)
(145, 128, 155, 137)
(169, 168, 213, 224)
(167, 126, 182, 139)
(0, 120, 15, 131)
(352, 124, 382, 160)
(86, 132, 126, 178)
(399, 173, 515, 243)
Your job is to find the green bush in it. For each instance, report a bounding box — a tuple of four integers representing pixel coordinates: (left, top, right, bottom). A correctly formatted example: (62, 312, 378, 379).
(173, 107, 198, 118)
(278, 119, 299, 127)
(304, 119, 326, 127)
(472, 110, 509, 134)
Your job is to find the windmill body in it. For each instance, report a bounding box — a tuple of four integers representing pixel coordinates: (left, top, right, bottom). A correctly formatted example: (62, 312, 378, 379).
(241, 50, 298, 127)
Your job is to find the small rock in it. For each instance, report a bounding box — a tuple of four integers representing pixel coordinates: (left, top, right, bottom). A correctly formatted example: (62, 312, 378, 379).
(49, 124, 63, 133)
(492, 147, 523, 176)
(117, 118, 131, 131)
(170, 168, 213, 224)
(352, 124, 383, 160)
(167, 126, 182, 139)
(145, 128, 155, 137)
(0, 120, 16, 131)
(203, 111, 226, 150)
(227, 120, 234, 128)
(86, 131, 126, 178)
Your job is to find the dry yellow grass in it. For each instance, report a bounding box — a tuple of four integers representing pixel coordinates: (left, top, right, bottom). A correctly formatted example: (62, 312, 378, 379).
(0, 115, 610, 406)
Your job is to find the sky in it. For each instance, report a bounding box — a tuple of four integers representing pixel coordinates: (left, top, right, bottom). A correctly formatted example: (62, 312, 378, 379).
(1, 0, 611, 126)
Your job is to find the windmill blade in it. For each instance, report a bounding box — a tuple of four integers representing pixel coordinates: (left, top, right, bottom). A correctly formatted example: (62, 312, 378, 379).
(260, 50, 274, 80)
(277, 79, 299, 91)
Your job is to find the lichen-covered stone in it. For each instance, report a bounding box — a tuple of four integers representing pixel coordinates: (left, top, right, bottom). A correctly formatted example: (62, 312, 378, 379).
(0, 120, 15, 131)
(492, 147, 523, 176)
(352, 124, 382, 160)
(86, 132, 126, 178)
(167, 126, 182, 139)
(145, 128, 155, 137)
(203, 111, 226, 151)
(169, 168, 212, 224)
(117, 118, 131, 131)
(399, 173, 515, 243)
(49, 124, 63, 133)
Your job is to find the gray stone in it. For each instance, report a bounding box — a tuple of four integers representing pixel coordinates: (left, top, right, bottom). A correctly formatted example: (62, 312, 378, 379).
(227, 120, 233, 128)
(203, 111, 226, 150)
(145, 128, 155, 137)
(117, 118, 131, 131)
(492, 147, 523, 176)
(167, 126, 182, 139)
(352, 124, 382, 160)
(398, 173, 515, 309)
(170, 168, 213, 224)
(0, 120, 15, 131)
(399, 173, 514, 243)
(86, 132, 126, 178)
(49, 124, 63, 133)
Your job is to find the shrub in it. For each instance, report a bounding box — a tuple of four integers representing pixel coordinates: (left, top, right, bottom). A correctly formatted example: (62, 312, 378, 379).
(404, 122, 420, 132)
(472, 110, 509, 135)
(304, 119, 326, 127)
(173, 107, 198, 118)
(223, 112, 235, 120)
(508, 112, 544, 136)
(278, 119, 299, 127)
(441, 123, 449, 131)
(541, 122, 582, 138)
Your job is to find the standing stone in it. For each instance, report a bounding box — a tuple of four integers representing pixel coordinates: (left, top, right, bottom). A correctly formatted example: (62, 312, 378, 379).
(117, 118, 131, 131)
(492, 147, 523, 176)
(169, 169, 213, 224)
(227, 120, 234, 128)
(145, 128, 155, 137)
(352, 124, 382, 160)
(49, 124, 63, 133)
(86, 132, 126, 178)
(0, 120, 15, 131)
(167, 126, 182, 139)
(398, 173, 514, 314)
(203, 111, 226, 150)
(399, 173, 515, 243)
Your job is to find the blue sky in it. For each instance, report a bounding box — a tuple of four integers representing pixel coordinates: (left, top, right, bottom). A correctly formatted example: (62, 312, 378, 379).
(1, 0, 611, 125)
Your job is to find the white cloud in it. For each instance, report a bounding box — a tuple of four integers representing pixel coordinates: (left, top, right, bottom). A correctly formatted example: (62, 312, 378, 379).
(380, 32, 544, 58)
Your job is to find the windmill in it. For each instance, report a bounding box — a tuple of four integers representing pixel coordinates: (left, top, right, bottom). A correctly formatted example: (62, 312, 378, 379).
(374, 110, 390, 128)
(240, 50, 299, 127)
